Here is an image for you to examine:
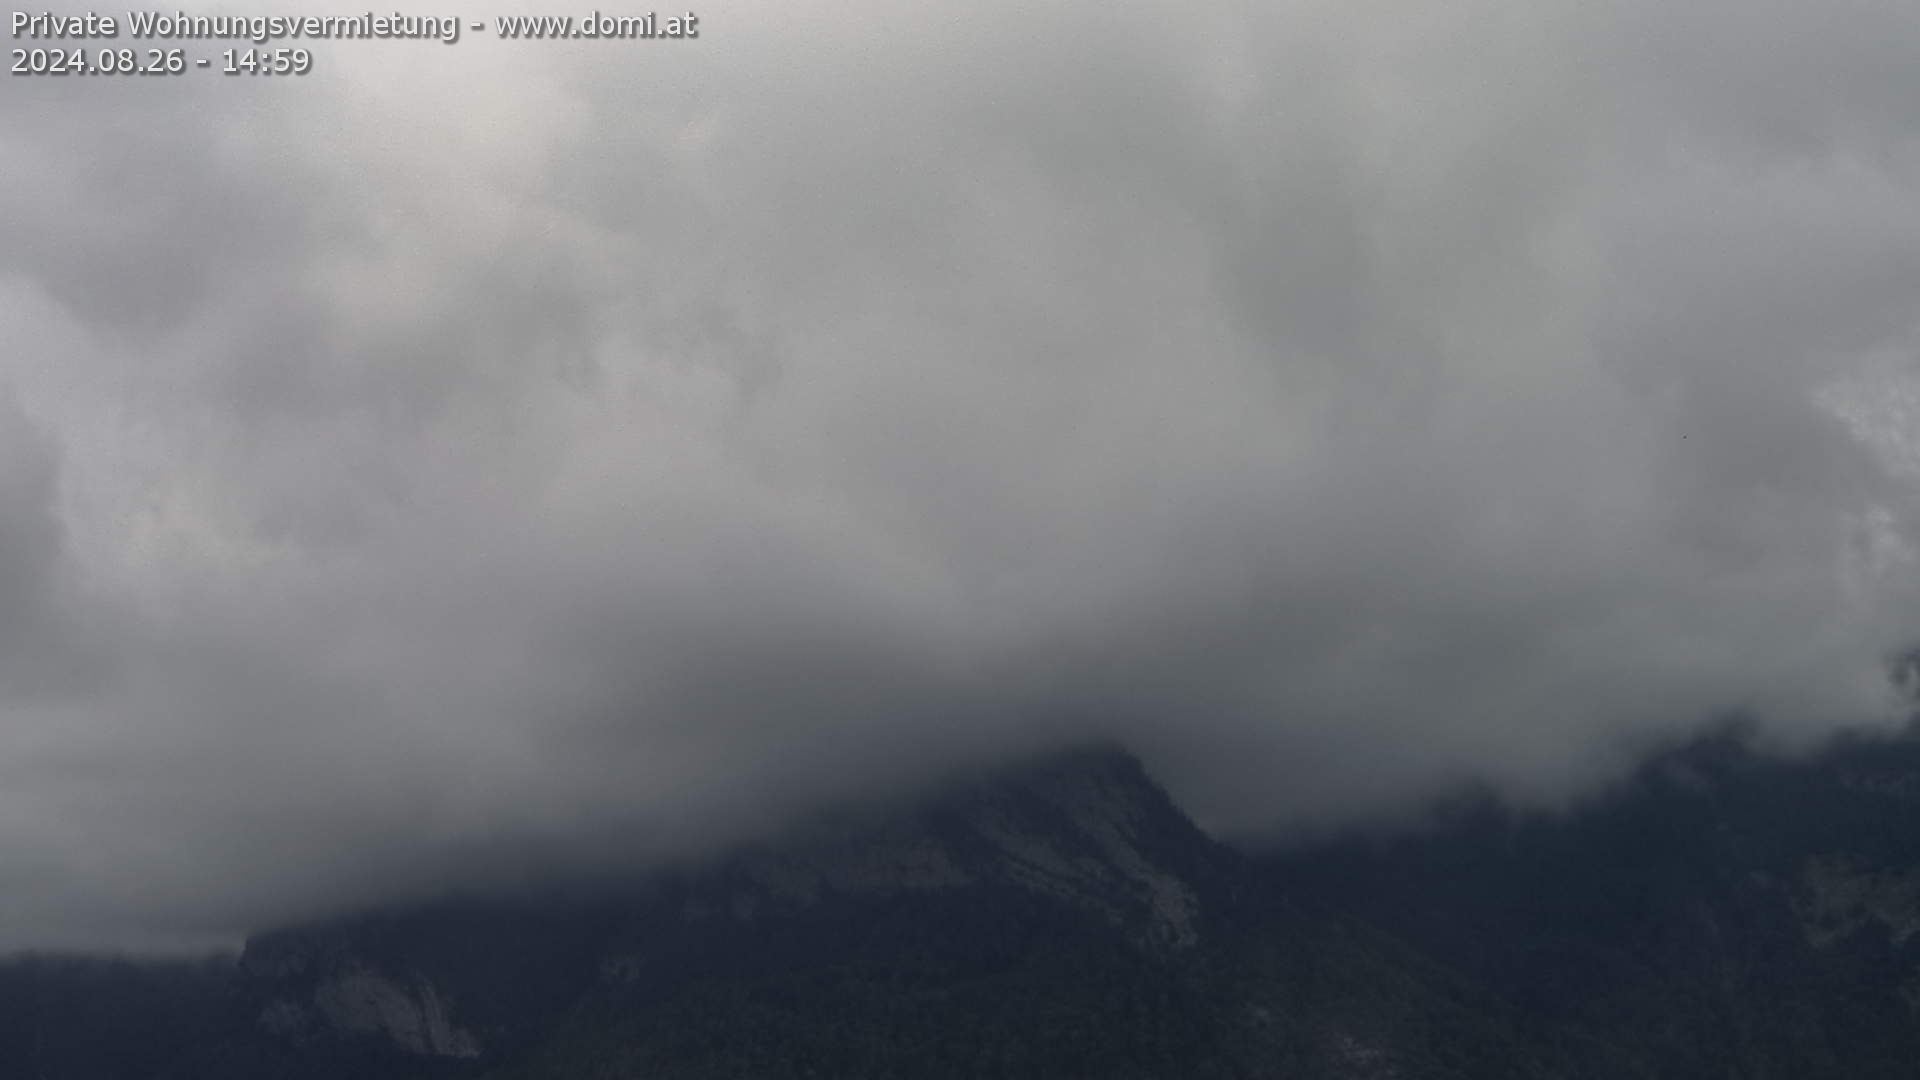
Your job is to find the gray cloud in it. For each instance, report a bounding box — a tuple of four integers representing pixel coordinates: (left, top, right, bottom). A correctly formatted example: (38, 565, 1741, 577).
(4, 0, 1920, 949)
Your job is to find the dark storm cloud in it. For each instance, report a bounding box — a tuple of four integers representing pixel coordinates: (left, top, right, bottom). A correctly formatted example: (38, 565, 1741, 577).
(3, 0, 1920, 948)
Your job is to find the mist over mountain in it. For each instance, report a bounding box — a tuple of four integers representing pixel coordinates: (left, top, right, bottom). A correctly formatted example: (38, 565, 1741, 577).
(6, 0, 1920, 952)
(14, 733, 1920, 1077)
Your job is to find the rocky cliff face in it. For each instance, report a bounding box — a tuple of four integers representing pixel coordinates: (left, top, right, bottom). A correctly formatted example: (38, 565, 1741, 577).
(255, 963, 481, 1059)
(714, 747, 1217, 949)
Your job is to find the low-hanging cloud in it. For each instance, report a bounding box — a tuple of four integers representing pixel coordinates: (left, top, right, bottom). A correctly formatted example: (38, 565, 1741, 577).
(4, 0, 1920, 949)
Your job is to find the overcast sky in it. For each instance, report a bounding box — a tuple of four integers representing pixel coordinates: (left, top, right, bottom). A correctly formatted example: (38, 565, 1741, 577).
(4, 0, 1920, 950)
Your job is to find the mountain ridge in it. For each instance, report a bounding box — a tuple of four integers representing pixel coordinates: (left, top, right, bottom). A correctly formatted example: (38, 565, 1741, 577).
(14, 730, 1920, 1077)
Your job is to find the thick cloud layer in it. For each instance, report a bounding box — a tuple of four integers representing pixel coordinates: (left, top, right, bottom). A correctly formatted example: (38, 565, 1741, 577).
(5, 0, 1920, 949)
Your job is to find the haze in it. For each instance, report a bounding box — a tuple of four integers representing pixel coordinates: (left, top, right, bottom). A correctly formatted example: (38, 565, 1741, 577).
(4, 0, 1920, 949)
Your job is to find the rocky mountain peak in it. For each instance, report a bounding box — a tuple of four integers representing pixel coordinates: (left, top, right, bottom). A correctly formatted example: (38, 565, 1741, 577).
(719, 743, 1223, 949)
(232, 744, 1226, 1062)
